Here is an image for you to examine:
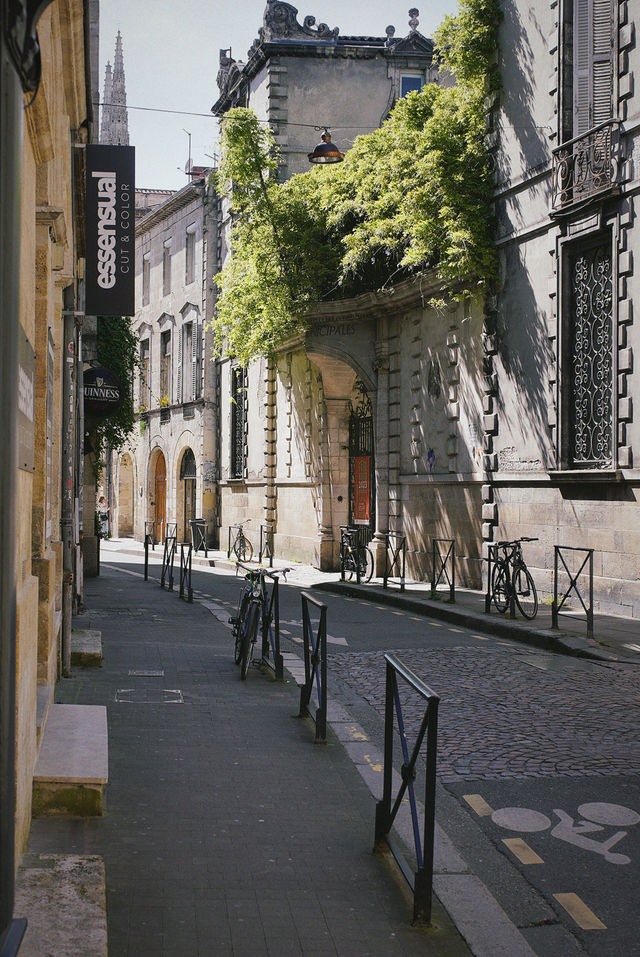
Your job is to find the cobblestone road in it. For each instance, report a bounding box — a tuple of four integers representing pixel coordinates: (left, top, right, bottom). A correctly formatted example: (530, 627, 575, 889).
(330, 646, 640, 783)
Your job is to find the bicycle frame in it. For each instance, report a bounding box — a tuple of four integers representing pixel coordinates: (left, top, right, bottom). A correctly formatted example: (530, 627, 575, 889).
(234, 562, 289, 679)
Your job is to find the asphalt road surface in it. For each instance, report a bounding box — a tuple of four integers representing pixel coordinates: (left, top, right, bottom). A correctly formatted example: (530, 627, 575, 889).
(107, 549, 640, 956)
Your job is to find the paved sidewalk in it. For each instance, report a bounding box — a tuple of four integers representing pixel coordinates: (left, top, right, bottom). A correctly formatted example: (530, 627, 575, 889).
(103, 537, 640, 664)
(22, 561, 475, 957)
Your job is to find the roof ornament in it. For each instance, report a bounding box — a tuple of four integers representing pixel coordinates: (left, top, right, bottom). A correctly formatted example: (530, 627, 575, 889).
(385, 25, 397, 47)
(408, 8, 420, 32)
(262, 2, 339, 42)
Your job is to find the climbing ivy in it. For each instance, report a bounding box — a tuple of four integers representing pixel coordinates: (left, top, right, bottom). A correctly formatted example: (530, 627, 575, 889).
(211, 0, 501, 365)
(89, 316, 139, 476)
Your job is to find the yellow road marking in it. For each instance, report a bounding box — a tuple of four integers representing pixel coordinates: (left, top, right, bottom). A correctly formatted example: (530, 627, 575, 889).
(449, 627, 463, 633)
(364, 754, 383, 772)
(472, 635, 488, 640)
(349, 727, 368, 741)
(430, 622, 442, 628)
(410, 617, 421, 621)
(280, 629, 290, 635)
(376, 606, 386, 611)
(392, 611, 404, 616)
(553, 894, 606, 930)
(502, 838, 544, 865)
(463, 794, 494, 817)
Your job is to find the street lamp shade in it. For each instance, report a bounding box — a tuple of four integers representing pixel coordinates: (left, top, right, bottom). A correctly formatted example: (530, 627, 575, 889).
(308, 129, 345, 164)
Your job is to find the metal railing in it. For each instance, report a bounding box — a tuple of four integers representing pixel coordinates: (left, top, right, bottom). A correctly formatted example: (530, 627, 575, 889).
(551, 119, 620, 212)
(431, 538, 455, 602)
(179, 543, 193, 602)
(299, 592, 328, 743)
(259, 524, 274, 567)
(552, 546, 594, 639)
(190, 518, 208, 557)
(143, 525, 155, 582)
(160, 524, 177, 591)
(374, 654, 439, 925)
(383, 533, 406, 591)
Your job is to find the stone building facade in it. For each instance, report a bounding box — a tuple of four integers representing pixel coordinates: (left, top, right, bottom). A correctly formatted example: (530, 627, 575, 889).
(112, 176, 220, 547)
(482, 0, 640, 615)
(1, 0, 96, 927)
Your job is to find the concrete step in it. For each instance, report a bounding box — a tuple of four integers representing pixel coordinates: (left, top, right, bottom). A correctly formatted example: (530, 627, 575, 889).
(33, 704, 108, 816)
(35, 685, 53, 747)
(71, 627, 103, 667)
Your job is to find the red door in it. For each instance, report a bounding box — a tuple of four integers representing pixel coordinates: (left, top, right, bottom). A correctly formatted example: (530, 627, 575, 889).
(154, 453, 166, 541)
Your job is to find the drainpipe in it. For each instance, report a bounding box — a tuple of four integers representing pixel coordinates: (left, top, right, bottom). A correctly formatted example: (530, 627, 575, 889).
(61, 294, 77, 678)
(0, 20, 27, 955)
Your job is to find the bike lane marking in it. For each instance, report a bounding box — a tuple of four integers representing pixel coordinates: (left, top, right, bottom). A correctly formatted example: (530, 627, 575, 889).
(463, 793, 494, 816)
(502, 839, 544, 865)
(553, 894, 606, 930)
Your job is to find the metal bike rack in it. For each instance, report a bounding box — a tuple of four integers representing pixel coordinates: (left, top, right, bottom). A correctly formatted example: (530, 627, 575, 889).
(259, 524, 274, 567)
(431, 538, 455, 602)
(552, 545, 594, 639)
(383, 533, 406, 591)
(179, 543, 193, 602)
(160, 524, 177, 591)
(299, 593, 328, 743)
(374, 653, 439, 925)
(189, 519, 207, 557)
(259, 571, 284, 680)
(143, 523, 156, 581)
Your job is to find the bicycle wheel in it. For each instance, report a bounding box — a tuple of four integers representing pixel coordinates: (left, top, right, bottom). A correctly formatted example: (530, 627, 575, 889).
(233, 590, 250, 664)
(240, 601, 260, 680)
(491, 563, 510, 614)
(360, 547, 374, 583)
(234, 534, 253, 563)
(344, 550, 356, 581)
(514, 566, 538, 620)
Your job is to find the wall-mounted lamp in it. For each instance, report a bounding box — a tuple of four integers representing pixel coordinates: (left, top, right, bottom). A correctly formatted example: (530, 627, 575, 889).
(308, 128, 344, 165)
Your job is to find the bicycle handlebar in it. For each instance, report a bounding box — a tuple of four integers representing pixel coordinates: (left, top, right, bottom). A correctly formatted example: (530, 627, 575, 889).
(235, 561, 292, 582)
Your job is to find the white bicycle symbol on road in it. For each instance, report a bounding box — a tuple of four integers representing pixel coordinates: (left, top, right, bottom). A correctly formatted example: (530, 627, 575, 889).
(491, 802, 640, 865)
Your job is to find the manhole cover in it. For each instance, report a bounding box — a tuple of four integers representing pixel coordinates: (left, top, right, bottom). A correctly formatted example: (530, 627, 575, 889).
(115, 689, 183, 704)
(127, 669, 165, 677)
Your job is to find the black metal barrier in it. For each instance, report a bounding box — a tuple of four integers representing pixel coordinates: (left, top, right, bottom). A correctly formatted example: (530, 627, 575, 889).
(431, 538, 455, 602)
(552, 545, 594, 639)
(259, 524, 274, 567)
(190, 519, 208, 557)
(375, 653, 439, 925)
(160, 525, 177, 591)
(259, 571, 284, 680)
(299, 592, 327, 743)
(179, 543, 193, 602)
(383, 533, 406, 591)
(144, 521, 156, 549)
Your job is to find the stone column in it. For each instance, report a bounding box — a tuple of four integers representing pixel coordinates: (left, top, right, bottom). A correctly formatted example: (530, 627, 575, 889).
(371, 336, 389, 574)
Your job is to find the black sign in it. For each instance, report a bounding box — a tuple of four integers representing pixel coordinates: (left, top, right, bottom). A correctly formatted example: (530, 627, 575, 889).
(84, 366, 123, 419)
(85, 144, 135, 316)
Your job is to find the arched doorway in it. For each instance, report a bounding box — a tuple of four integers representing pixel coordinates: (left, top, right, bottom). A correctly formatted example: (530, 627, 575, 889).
(178, 448, 196, 542)
(153, 451, 167, 541)
(118, 454, 134, 537)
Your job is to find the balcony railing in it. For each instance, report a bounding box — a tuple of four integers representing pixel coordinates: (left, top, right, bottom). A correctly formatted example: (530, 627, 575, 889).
(551, 120, 620, 212)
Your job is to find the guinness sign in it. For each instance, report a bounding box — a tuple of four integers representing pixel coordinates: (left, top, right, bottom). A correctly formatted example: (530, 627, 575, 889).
(85, 144, 135, 316)
(84, 367, 123, 419)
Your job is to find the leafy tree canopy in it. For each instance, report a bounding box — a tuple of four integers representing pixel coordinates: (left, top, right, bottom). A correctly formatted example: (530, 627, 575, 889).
(211, 0, 501, 365)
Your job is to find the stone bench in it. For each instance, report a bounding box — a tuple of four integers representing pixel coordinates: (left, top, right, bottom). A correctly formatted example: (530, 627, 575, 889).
(33, 704, 108, 816)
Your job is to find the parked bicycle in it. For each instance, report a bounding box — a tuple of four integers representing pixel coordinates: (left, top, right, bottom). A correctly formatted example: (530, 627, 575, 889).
(230, 520, 253, 562)
(490, 537, 539, 619)
(340, 526, 374, 583)
(230, 563, 291, 679)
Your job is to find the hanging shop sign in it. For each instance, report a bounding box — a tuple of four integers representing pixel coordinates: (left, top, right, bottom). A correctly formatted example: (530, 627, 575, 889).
(85, 144, 135, 316)
(353, 455, 370, 524)
(84, 366, 123, 419)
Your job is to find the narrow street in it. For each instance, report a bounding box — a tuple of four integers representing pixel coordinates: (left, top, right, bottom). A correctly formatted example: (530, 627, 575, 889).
(96, 545, 640, 956)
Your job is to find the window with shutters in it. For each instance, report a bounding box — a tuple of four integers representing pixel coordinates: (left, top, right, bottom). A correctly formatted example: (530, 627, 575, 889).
(185, 226, 196, 284)
(139, 339, 150, 410)
(162, 241, 171, 296)
(551, 0, 616, 210)
(160, 330, 171, 402)
(142, 254, 151, 306)
(230, 366, 247, 479)
(178, 321, 200, 403)
(560, 234, 614, 469)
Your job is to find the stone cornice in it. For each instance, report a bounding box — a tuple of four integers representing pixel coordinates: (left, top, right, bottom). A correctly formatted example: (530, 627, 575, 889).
(135, 181, 205, 234)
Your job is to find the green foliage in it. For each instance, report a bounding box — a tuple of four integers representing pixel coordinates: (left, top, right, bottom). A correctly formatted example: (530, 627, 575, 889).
(211, 0, 501, 364)
(90, 316, 139, 475)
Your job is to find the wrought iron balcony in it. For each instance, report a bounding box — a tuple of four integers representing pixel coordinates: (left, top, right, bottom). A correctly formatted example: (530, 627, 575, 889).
(551, 120, 620, 213)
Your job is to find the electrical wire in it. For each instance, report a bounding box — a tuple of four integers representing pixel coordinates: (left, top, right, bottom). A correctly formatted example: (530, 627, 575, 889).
(97, 102, 375, 132)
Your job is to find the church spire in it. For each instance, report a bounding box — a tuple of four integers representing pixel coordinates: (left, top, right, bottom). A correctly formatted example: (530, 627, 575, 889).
(100, 31, 129, 146)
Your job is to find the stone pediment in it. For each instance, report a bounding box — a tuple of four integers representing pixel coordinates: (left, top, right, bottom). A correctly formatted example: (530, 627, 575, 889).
(387, 31, 433, 57)
(261, 1, 339, 43)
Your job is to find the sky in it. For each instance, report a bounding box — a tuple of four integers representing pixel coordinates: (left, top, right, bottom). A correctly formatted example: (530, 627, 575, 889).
(99, 0, 458, 191)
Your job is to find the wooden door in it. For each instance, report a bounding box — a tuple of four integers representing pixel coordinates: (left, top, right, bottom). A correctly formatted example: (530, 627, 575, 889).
(155, 453, 166, 541)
